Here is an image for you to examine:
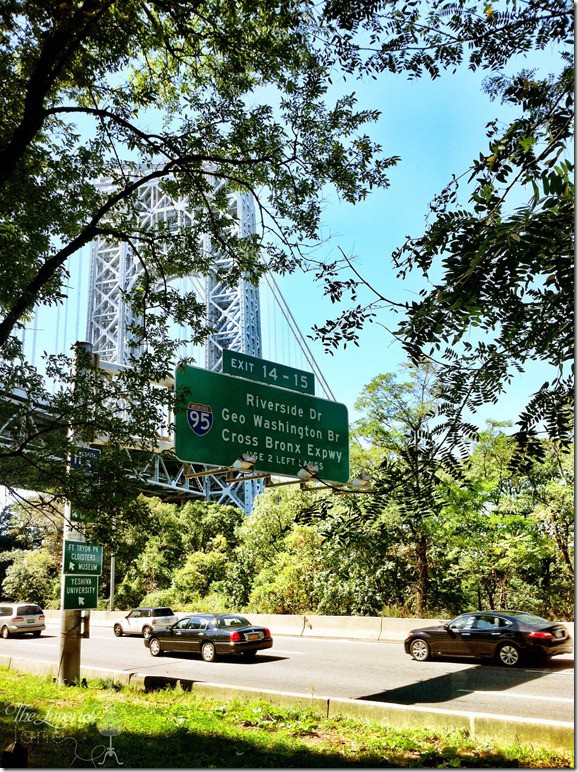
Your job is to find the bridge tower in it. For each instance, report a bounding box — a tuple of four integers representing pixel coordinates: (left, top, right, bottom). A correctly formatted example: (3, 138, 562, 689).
(86, 177, 263, 512)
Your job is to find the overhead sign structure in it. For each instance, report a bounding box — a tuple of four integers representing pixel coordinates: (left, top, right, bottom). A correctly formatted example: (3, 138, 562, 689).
(63, 575, 99, 610)
(63, 541, 103, 576)
(175, 365, 349, 483)
(223, 349, 315, 395)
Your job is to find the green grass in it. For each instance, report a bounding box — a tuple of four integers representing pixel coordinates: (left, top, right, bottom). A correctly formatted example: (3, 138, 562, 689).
(0, 668, 572, 768)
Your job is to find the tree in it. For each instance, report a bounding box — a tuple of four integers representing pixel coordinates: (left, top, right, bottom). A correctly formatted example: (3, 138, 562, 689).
(313, 0, 574, 455)
(112, 497, 243, 608)
(439, 426, 574, 617)
(0, 1, 394, 519)
(1, 548, 58, 607)
(350, 365, 469, 614)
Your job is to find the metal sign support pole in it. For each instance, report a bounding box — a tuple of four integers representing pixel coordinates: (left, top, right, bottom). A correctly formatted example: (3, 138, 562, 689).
(58, 342, 92, 686)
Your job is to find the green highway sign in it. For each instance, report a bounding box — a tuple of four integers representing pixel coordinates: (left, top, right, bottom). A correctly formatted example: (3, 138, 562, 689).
(63, 575, 98, 610)
(223, 350, 315, 395)
(63, 541, 103, 576)
(175, 365, 349, 483)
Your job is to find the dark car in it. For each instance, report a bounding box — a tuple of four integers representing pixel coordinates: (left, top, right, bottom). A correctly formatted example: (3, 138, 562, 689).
(404, 611, 573, 667)
(144, 613, 273, 661)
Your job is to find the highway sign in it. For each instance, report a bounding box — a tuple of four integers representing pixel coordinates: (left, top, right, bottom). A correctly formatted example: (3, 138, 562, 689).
(63, 575, 98, 610)
(70, 447, 101, 472)
(175, 365, 349, 482)
(223, 350, 315, 395)
(63, 541, 103, 576)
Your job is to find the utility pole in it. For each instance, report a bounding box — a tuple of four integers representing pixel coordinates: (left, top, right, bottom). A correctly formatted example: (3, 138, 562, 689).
(58, 342, 92, 685)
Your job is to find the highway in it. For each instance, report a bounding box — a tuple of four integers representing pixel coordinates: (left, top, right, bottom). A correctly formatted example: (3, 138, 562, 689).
(4, 624, 574, 723)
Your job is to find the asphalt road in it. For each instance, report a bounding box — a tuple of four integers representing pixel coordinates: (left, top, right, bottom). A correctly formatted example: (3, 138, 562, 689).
(4, 624, 574, 723)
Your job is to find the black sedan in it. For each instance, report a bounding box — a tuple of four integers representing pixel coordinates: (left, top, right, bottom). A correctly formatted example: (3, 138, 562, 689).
(144, 613, 273, 661)
(404, 611, 573, 667)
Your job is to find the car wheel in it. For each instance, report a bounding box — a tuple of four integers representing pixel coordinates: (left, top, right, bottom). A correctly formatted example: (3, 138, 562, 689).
(149, 638, 162, 657)
(201, 641, 216, 662)
(142, 625, 152, 639)
(409, 638, 430, 662)
(113, 624, 123, 637)
(32, 631, 41, 638)
(1, 626, 9, 639)
(497, 642, 520, 667)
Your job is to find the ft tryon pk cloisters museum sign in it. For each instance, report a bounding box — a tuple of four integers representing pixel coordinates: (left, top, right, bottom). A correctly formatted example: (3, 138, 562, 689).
(174, 354, 349, 484)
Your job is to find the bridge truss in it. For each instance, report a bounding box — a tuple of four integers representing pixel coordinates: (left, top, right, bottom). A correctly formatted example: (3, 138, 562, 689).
(87, 176, 263, 512)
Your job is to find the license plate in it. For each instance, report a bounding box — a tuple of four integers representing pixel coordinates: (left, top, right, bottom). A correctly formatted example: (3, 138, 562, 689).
(247, 632, 261, 640)
(26, 619, 34, 624)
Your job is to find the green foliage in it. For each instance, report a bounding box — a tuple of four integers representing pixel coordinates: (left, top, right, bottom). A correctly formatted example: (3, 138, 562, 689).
(1, 548, 58, 607)
(170, 548, 230, 605)
(113, 497, 242, 609)
(249, 526, 324, 614)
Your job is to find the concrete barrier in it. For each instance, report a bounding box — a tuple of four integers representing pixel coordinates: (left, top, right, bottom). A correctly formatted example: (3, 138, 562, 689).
(378, 617, 444, 642)
(302, 614, 382, 640)
(243, 613, 306, 637)
(41, 610, 573, 652)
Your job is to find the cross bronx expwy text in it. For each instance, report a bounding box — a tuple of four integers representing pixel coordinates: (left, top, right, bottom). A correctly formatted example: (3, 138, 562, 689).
(219, 393, 345, 465)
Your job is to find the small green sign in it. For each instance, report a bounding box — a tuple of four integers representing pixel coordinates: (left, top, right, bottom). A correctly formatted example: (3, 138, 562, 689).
(63, 541, 103, 576)
(63, 575, 98, 610)
(175, 365, 349, 482)
(223, 350, 315, 395)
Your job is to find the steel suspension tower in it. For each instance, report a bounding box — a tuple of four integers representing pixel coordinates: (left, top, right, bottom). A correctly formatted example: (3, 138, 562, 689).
(86, 176, 263, 512)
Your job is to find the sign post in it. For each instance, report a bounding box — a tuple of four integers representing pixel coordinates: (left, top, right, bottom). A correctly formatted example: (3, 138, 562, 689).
(175, 364, 349, 483)
(58, 342, 98, 685)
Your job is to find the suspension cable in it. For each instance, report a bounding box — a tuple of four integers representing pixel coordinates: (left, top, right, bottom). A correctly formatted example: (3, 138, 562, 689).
(263, 274, 336, 402)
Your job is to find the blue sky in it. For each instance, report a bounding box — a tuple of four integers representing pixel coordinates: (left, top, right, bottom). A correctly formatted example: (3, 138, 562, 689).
(274, 47, 566, 426)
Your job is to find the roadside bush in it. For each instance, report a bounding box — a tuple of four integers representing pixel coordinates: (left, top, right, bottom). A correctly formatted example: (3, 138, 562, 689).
(139, 589, 179, 610)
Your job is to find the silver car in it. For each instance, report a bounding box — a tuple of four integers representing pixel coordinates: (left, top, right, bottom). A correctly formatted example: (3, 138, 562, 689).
(0, 602, 46, 638)
(113, 606, 178, 638)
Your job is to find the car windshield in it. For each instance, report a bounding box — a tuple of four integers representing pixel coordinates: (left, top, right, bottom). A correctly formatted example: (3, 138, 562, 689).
(152, 608, 173, 616)
(217, 615, 250, 629)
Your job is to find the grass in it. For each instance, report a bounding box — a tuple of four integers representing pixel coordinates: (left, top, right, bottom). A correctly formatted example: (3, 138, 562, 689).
(0, 668, 572, 768)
